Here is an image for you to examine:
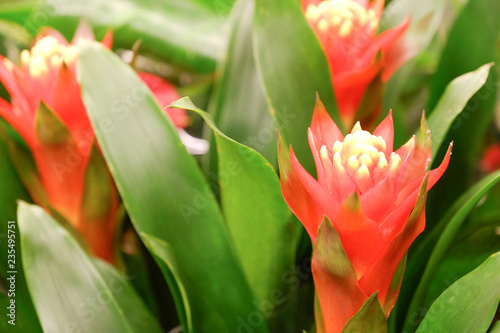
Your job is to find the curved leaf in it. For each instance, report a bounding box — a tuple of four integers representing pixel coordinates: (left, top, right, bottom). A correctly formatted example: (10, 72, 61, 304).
(427, 63, 492, 160)
(18, 202, 162, 333)
(78, 41, 268, 333)
(402, 170, 500, 332)
(170, 96, 294, 307)
(207, 0, 276, 166)
(415, 252, 500, 333)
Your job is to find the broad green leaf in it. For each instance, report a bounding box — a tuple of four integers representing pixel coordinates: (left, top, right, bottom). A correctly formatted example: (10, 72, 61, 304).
(415, 252, 500, 333)
(1, 0, 232, 73)
(78, 41, 268, 333)
(427, 63, 492, 160)
(342, 292, 387, 333)
(253, 0, 343, 175)
(170, 97, 294, 309)
(18, 202, 162, 333)
(401, 170, 500, 332)
(426, 0, 500, 221)
(0, 124, 42, 333)
(207, 0, 276, 169)
(424, 223, 500, 312)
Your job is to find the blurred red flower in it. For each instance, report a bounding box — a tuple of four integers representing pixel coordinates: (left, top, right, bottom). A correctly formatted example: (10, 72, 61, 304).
(303, 0, 411, 126)
(0, 22, 118, 262)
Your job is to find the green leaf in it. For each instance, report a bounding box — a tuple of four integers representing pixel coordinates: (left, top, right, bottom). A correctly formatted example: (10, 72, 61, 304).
(5, 0, 232, 73)
(253, 0, 343, 175)
(401, 170, 500, 332)
(78, 41, 268, 332)
(170, 96, 294, 309)
(34, 102, 71, 145)
(424, 223, 500, 313)
(415, 252, 500, 333)
(427, 63, 492, 160)
(18, 201, 162, 333)
(207, 0, 276, 168)
(0, 124, 42, 333)
(342, 292, 387, 333)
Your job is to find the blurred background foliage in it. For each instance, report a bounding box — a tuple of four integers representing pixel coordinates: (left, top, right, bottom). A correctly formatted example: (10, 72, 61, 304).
(0, 0, 499, 332)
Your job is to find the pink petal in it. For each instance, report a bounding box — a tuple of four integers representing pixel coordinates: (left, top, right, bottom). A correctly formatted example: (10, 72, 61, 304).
(310, 95, 344, 149)
(372, 110, 394, 155)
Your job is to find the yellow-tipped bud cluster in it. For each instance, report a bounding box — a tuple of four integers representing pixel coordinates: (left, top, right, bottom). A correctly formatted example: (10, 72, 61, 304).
(20, 36, 78, 78)
(305, 0, 379, 38)
(319, 122, 401, 193)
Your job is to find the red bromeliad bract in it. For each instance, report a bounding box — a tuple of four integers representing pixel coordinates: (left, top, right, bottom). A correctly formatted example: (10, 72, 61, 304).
(0, 22, 118, 262)
(303, 0, 411, 126)
(278, 98, 452, 332)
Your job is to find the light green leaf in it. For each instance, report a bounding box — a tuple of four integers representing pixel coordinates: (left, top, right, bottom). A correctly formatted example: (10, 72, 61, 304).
(18, 201, 162, 333)
(253, 0, 343, 174)
(416, 252, 500, 333)
(170, 96, 294, 308)
(427, 63, 492, 160)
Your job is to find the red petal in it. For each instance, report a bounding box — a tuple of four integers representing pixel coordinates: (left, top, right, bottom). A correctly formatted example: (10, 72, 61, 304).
(290, 147, 340, 241)
(361, 177, 396, 225)
(302, 0, 321, 11)
(50, 64, 93, 144)
(310, 95, 344, 149)
(100, 30, 113, 49)
(139, 72, 188, 128)
(312, 218, 368, 333)
(308, 129, 327, 190)
(359, 176, 428, 315)
(330, 195, 385, 279)
(372, 110, 394, 155)
(278, 138, 324, 241)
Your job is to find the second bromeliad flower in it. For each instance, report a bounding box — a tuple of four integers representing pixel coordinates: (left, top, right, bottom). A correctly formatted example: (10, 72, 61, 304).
(303, 0, 411, 127)
(278, 98, 452, 332)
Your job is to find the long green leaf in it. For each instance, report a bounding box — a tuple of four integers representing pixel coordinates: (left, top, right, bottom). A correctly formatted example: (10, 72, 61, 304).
(18, 201, 162, 333)
(402, 170, 500, 332)
(415, 252, 500, 333)
(427, 63, 492, 160)
(171, 96, 294, 309)
(78, 41, 268, 333)
(208, 0, 276, 167)
(253, 0, 343, 174)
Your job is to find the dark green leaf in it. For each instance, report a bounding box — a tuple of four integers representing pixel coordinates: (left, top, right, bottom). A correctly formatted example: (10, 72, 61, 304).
(78, 41, 268, 332)
(415, 252, 500, 333)
(253, 0, 343, 174)
(402, 170, 500, 332)
(208, 0, 276, 168)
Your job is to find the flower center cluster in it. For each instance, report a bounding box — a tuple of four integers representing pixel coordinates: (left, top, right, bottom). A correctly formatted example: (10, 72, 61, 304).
(20, 36, 78, 78)
(305, 0, 379, 38)
(320, 122, 401, 193)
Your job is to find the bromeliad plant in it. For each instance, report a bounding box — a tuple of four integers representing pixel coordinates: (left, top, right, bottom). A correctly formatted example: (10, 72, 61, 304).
(278, 98, 451, 331)
(1, 0, 500, 333)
